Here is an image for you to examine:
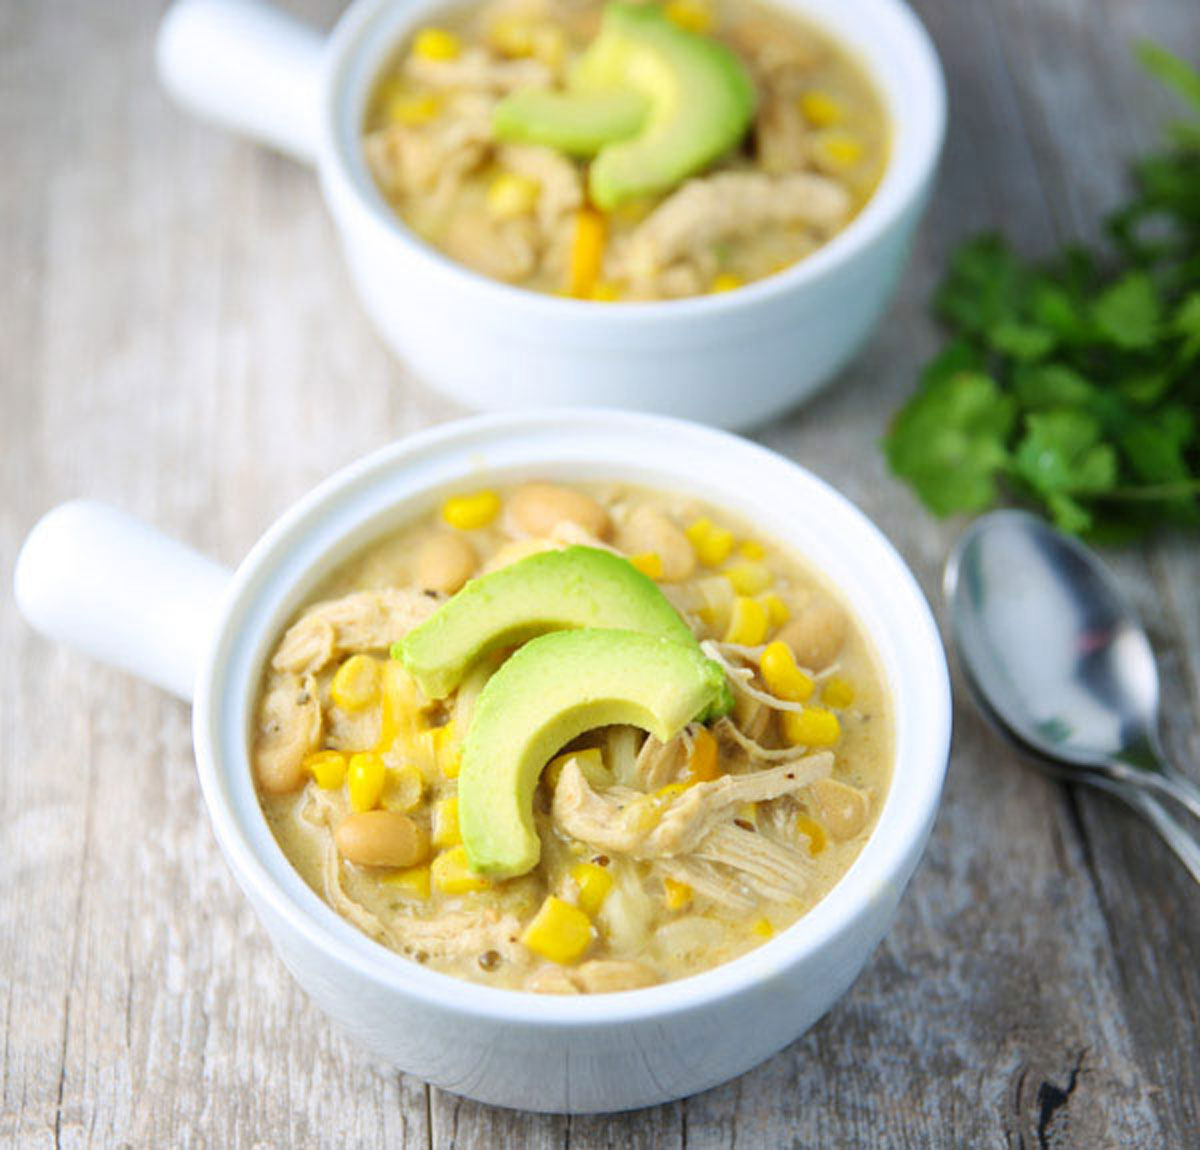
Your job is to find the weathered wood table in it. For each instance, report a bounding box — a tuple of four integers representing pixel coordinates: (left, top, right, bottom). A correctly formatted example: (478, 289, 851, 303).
(3, 0, 1198, 1145)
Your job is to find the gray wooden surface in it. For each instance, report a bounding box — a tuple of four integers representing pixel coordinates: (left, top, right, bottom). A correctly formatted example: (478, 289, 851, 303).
(2, 0, 1198, 1145)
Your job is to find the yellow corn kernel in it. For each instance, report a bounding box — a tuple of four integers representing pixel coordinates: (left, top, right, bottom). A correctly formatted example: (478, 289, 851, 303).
(782, 707, 842, 748)
(568, 208, 607, 299)
(488, 15, 534, 55)
(762, 593, 791, 628)
(664, 0, 714, 35)
(799, 90, 843, 128)
(431, 845, 491, 894)
(760, 641, 814, 702)
(487, 171, 541, 220)
(381, 763, 424, 813)
(815, 131, 864, 170)
(591, 280, 622, 302)
(347, 752, 387, 812)
(629, 552, 664, 579)
(520, 896, 593, 964)
(710, 272, 744, 294)
(384, 864, 431, 900)
(544, 748, 607, 791)
(795, 814, 827, 856)
(663, 878, 693, 910)
(725, 596, 769, 646)
(725, 561, 771, 596)
(822, 676, 856, 709)
(386, 91, 441, 126)
(569, 862, 613, 916)
(432, 796, 462, 848)
(687, 726, 722, 782)
(441, 490, 500, 530)
(685, 517, 735, 566)
(739, 540, 765, 561)
(305, 750, 348, 791)
(751, 917, 775, 939)
(330, 654, 381, 712)
(411, 27, 461, 61)
(529, 25, 567, 68)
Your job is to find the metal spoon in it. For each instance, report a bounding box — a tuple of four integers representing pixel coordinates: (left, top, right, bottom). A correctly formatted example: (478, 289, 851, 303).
(945, 509, 1200, 879)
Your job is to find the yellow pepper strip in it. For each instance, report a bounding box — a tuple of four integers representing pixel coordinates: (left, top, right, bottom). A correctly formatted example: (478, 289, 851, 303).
(384, 865, 431, 899)
(725, 596, 768, 646)
(590, 280, 622, 302)
(663, 878, 693, 910)
(664, 0, 714, 35)
(724, 561, 771, 596)
(305, 750, 347, 791)
(822, 676, 856, 709)
(799, 90, 843, 128)
(411, 27, 460, 61)
(762, 593, 791, 629)
(781, 707, 842, 748)
(568, 208, 607, 299)
(687, 726, 722, 782)
(432, 796, 462, 848)
(569, 862, 613, 916)
(347, 752, 387, 812)
(710, 272, 744, 294)
(685, 517, 735, 566)
(520, 896, 593, 964)
(330, 653, 380, 712)
(795, 814, 827, 856)
(441, 490, 500, 530)
(760, 641, 814, 702)
(629, 552, 664, 579)
(431, 845, 490, 894)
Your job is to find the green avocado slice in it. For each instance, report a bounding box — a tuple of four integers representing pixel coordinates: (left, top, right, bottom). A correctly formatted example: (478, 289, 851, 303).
(396, 546, 697, 699)
(492, 88, 648, 157)
(458, 628, 730, 877)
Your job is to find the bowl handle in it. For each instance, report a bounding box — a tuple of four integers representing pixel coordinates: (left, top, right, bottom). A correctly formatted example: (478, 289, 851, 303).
(14, 501, 232, 703)
(156, 0, 325, 164)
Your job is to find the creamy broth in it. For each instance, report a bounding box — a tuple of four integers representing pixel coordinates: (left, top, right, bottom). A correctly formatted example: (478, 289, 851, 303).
(362, 0, 888, 301)
(253, 482, 891, 993)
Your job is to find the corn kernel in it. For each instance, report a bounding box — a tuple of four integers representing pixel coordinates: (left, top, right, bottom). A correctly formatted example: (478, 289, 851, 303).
(486, 171, 540, 220)
(305, 750, 348, 791)
(795, 814, 827, 856)
(799, 90, 843, 128)
(348, 752, 387, 812)
(663, 878, 693, 910)
(815, 131, 864, 170)
(629, 552, 663, 579)
(725, 561, 771, 596)
(664, 0, 714, 35)
(386, 91, 441, 126)
(762, 593, 791, 628)
(782, 707, 842, 748)
(441, 490, 500, 530)
(330, 654, 380, 712)
(685, 517, 735, 566)
(544, 748, 607, 791)
(751, 917, 775, 939)
(725, 596, 769, 646)
(520, 896, 593, 964)
(427, 722, 460, 778)
(411, 27, 460, 61)
(590, 280, 622, 302)
(687, 726, 722, 782)
(568, 209, 607, 299)
(432, 845, 490, 894)
(529, 25, 567, 68)
(384, 864, 431, 899)
(432, 796, 462, 848)
(739, 540, 765, 560)
(710, 272, 744, 294)
(822, 676, 856, 709)
(569, 862, 613, 915)
(760, 641, 814, 702)
(439, 746, 461, 779)
(381, 763, 423, 813)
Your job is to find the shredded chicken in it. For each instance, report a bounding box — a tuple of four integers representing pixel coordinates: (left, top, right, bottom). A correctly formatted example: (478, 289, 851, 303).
(392, 910, 529, 968)
(253, 673, 322, 793)
(272, 589, 437, 676)
(695, 823, 811, 903)
(656, 858, 757, 915)
(443, 211, 540, 281)
(633, 733, 686, 791)
(755, 87, 812, 174)
(498, 143, 584, 232)
(405, 47, 552, 93)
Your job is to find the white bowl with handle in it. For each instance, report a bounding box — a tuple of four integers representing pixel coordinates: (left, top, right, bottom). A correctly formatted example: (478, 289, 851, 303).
(14, 410, 950, 1112)
(155, 0, 946, 430)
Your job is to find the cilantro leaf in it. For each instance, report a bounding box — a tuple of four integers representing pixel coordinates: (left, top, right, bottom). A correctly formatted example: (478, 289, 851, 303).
(1014, 412, 1119, 532)
(1091, 273, 1161, 349)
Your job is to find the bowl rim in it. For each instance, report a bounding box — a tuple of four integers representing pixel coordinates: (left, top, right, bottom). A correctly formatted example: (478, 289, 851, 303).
(314, 0, 947, 322)
(192, 408, 952, 1027)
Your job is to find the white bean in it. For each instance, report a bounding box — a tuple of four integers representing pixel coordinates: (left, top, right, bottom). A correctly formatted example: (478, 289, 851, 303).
(509, 483, 611, 539)
(777, 594, 847, 670)
(415, 533, 477, 594)
(335, 811, 430, 868)
(616, 505, 696, 581)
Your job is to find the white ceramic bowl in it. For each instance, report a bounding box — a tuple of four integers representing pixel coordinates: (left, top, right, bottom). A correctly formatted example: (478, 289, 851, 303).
(156, 0, 946, 429)
(16, 411, 950, 1112)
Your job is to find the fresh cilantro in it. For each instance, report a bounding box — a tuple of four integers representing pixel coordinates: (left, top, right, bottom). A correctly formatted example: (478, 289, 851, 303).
(884, 43, 1200, 537)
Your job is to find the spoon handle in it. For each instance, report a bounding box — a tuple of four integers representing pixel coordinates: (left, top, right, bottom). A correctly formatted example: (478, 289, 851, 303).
(1102, 781, 1200, 885)
(1116, 762, 1200, 824)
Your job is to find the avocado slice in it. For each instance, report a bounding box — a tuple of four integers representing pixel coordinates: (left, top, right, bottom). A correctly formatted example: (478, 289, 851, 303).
(492, 3, 757, 208)
(396, 546, 696, 699)
(458, 628, 730, 877)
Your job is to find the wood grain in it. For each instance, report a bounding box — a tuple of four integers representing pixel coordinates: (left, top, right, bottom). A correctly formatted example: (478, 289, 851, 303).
(1, 0, 1197, 1146)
